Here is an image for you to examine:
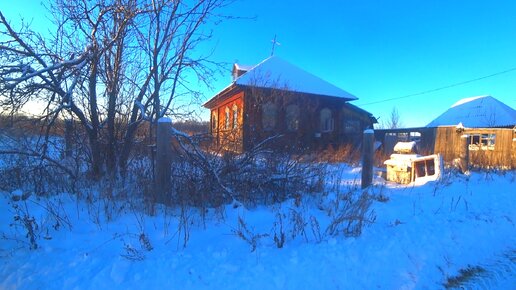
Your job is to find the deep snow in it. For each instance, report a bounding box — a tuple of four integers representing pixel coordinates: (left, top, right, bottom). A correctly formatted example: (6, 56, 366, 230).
(1, 166, 515, 289)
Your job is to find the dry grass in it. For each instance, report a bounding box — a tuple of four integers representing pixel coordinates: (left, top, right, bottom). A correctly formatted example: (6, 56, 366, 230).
(314, 144, 361, 164)
(444, 265, 486, 289)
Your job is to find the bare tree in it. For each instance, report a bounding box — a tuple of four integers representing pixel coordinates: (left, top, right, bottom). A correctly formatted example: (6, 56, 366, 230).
(0, 0, 231, 180)
(380, 107, 403, 129)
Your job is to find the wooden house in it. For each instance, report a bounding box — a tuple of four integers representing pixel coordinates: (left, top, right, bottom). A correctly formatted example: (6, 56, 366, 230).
(203, 57, 376, 152)
(375, 95, 516, 168)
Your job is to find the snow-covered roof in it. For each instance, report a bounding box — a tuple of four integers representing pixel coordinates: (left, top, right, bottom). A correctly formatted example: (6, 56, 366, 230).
(234, 56, 358, 100)
(426, 95, 516, 128)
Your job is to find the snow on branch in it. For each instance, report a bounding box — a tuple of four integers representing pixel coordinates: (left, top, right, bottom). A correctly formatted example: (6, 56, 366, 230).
(134, 99, 150, 121)
(0, 149, 77, 179)
(168, 126, 242, 207)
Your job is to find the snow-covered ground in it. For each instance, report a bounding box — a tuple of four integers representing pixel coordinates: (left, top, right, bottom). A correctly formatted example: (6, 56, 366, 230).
(0, 166, 514, 289)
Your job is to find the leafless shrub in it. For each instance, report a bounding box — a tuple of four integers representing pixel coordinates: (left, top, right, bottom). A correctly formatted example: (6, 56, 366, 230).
(325, 191, 376, 237)
(34, 197, 73, 232)
(0, 132, 77, 195)
(167, 131, 326, 209)
(370, 183, 389, 202)
(6, 197, 39, 250)
(288, 208, 308, 242)
(309, 215, 323, 243)
(121, 243, 145, 261)
(139, 233, 153, 251)
(272, 212, 286, 248)
(232, 215, 268, 252)
(165, 205, 192, 249)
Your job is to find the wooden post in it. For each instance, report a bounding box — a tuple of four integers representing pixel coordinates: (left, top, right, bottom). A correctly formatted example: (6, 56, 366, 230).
(361, 129, 374, 189)
(155, 117, 173, 203)
(512, 136, 516, 169)
(64, 119, 73, 158)
(459, 134, 469, 173)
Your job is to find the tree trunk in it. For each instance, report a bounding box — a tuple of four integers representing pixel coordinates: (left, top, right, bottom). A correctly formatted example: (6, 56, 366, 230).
(87, 53, 103, 179)
(106, 88, 117, 178)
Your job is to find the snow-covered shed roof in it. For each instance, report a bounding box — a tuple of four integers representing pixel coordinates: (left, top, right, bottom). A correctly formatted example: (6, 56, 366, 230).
(234, 56, 358, 100)
(426, 95, 516, 128)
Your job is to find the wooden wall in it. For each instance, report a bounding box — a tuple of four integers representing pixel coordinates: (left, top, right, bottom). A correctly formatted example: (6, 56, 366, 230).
(375, 127, 437, 155)
(242, 87, 374, 152)
(377, 126, 515, 169)
(210, 90, 245, 152)
(434, 127, 515, 168)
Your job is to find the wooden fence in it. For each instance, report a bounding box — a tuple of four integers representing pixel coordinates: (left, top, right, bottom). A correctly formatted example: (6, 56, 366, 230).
(376, 126, 515, 169)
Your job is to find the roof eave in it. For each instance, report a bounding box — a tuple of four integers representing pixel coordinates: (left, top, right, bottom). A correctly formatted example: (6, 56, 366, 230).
(237, 84, 358, 102)
(203, 83, 239, 109)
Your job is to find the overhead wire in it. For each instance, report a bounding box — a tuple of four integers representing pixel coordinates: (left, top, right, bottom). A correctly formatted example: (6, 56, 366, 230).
(357, 66, 516, 106)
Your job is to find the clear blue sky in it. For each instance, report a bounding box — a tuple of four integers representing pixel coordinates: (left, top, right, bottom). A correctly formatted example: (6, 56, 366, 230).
(3, 0, 516, 127)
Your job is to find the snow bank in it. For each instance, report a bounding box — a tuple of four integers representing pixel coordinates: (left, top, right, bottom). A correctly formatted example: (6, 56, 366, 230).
(0, 168, 514, 289)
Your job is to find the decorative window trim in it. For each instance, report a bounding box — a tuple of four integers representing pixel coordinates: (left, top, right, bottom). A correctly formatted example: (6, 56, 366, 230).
(224, 107, 230, 130)
(232, 104, 239, 129)
(320, 108, 334, 132)
(211, 111, 218, 132)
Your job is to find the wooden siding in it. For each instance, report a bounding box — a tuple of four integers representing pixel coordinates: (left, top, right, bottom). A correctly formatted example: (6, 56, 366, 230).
(242, 87, 374, 152)
(375, 127, 437, 155)
(210, 90, 245, 152)
(376, 126, 515, 169)
(434, 127, 515, 168)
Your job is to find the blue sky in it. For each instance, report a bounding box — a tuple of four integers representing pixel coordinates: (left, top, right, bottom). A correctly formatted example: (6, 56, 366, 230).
(2, 0, 516, 126)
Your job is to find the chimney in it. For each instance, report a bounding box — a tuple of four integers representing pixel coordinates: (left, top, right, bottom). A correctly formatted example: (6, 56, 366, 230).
(232, 63, 251, 81)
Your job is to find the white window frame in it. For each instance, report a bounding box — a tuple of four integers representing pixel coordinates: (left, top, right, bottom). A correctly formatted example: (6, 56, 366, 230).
(224, 107, 230, 130)
(232, 104, 238, 129)
(320, 108, 334, 132)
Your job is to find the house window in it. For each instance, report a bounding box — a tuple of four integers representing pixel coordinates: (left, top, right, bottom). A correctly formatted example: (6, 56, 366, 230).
(211, 111, 218, 132)
(320, 108, 334, 132)
(232, 104, 239, 129)
(469, 133, 495, 150)
(342, 119, 360, 134)
(286, 104, 300, 131)
(224, 107, 230, 130)
(262, 102, 277, 131)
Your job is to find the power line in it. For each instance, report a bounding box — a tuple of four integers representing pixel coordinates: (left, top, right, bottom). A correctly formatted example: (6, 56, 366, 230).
(357, 66, 516, 106)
